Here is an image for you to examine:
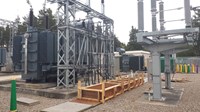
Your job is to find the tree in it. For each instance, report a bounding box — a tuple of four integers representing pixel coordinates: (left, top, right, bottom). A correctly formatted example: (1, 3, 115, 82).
(126, 26, 143, 51)
(114, 35, 126, 51)
(4, 25, 10, 50)
(191, 9, 200, 56)
(177, 9, 200, 56)
(0, 26, 10, 50)
(177, 47, 196, 57)
(17, 8, 56, 34)
(37, 8, 56, 31)
(0, 27, 5, 46)
(18, 22, 27, 35)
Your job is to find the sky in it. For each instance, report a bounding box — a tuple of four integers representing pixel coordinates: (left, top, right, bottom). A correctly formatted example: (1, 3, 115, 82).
(0, 0, 199, 44)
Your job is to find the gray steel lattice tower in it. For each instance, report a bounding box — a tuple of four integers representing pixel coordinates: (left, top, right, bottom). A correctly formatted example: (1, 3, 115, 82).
(47, 0, 114, 87)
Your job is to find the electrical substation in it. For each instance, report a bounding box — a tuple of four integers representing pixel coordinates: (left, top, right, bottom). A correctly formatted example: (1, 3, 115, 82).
(0, 0, 200, 111)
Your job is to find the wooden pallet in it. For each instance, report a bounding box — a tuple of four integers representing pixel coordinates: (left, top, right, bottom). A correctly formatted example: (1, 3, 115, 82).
(77, 73, 145, 103)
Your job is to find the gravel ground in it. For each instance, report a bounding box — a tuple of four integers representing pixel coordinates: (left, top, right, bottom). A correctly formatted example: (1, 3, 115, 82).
(1, 73, 200, 112)
(0, 91, 70, 112)
(86, 73, 200, 112)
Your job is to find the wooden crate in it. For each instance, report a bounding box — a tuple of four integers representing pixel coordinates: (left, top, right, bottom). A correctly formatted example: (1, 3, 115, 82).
(78, 81, 121, 103)
(77, 73, 145, 104)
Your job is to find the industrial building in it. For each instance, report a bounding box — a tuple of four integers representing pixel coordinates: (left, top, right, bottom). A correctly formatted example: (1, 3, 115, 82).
(114, 50, 150, 74)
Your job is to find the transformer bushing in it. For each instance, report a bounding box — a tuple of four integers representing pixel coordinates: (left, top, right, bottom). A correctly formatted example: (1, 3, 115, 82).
(138, 0, 144, 32)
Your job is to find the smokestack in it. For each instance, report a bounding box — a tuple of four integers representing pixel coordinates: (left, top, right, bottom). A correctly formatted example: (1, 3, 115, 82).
(138, 0, 144, 32)
(29, 8, 34, 27)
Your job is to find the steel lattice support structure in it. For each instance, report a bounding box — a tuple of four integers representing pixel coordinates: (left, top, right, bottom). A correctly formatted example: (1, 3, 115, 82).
(48, 0, 114, 87)
(0, 18, 19, 56)
(0, 18, 19, 72)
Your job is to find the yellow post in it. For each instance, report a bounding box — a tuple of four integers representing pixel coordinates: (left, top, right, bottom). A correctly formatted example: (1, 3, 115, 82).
(176, 64, 179, 73)
(192, 64, 195, 73)
(100, 77, 103, 83)
(185, 64, 187, 73)
(77, 80, 82, 99)
(142, 73, 144, 84)
(121, 78, 124, 93)
(128, 76, 130, 90)
(179, 64, 182, 73)
(102, 81, 105, 103)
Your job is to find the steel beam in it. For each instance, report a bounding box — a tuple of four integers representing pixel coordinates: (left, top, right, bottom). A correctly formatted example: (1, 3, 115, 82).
(138, 28, 199, 37)
(48, 0, 113, 24)
(161, 48, 189, 54)
(145, 43, 188, 52)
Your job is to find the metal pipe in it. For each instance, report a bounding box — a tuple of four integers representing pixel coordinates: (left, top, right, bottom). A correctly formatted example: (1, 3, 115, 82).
(24, 33, 29, 75)
(152, 51, 162, 100)
(138, 0, 144, 32)
(164, 54, 171, 89)
(184, 0, 191, 27)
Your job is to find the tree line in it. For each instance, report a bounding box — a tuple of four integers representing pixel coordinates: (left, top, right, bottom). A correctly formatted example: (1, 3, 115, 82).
(1, 8, 200, 57)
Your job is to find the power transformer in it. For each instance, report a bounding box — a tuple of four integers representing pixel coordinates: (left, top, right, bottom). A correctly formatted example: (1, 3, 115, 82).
(13, 31, 57, 82)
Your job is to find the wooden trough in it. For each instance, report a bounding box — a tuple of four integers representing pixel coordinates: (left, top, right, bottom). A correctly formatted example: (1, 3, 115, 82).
(77, 73, 145, 103)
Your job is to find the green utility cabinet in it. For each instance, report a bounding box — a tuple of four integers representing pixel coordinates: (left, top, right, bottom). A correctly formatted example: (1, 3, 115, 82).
(160, 57, 175, 73)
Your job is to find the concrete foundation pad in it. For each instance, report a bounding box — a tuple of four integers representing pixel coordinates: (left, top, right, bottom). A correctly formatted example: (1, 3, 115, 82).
(41, 102, 92, 112)
(139, 88, 184, 107)
(16, 82, 56, 89)
(17, 97, 40, 106)
(0, 83, 77, 99)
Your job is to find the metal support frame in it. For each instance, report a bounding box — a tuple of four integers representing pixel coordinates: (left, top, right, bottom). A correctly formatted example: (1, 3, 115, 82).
(164, 54, 171, 89)
(0, 18, 19, 56)
(48, 0, 114, 87)
(0, 18, 19, 72)
(152, 51, 161, 99)
(137, 0, 199, 100)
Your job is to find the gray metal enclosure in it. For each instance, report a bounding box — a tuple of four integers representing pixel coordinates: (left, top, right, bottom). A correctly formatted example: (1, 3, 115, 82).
(0, 48, 6, 68)
(13, 31, 57, 82)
